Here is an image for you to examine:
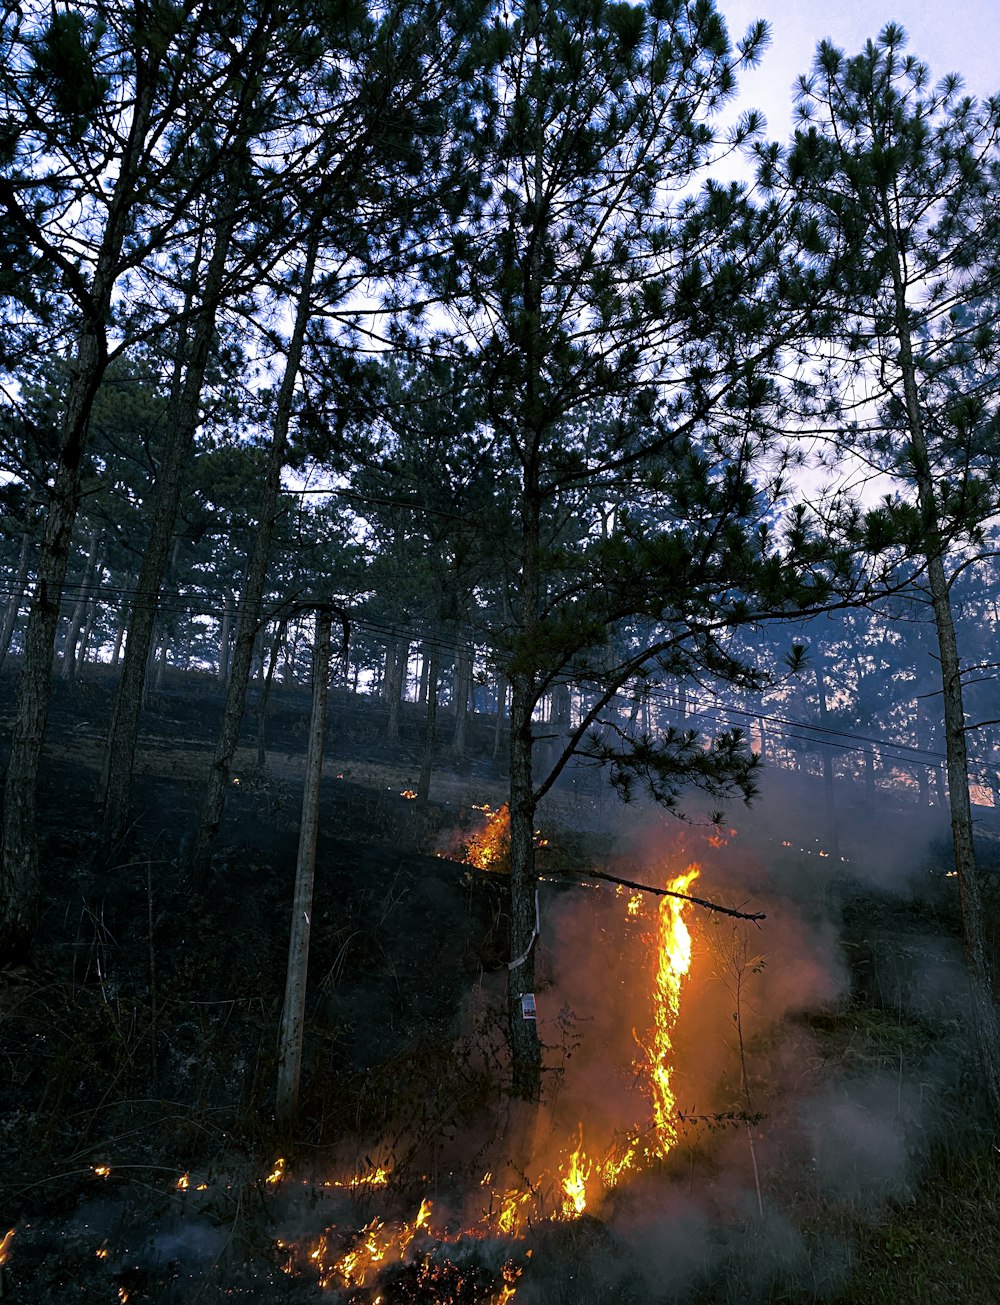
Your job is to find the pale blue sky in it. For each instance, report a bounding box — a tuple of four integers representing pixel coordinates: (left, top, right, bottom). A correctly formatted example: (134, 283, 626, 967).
(721, 0, 999, 140)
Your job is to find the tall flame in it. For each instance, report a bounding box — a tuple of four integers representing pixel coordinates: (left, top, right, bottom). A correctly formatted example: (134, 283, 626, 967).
(647, 864, 700, 1156)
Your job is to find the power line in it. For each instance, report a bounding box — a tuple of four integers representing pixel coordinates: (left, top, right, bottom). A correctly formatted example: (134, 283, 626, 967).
(2, 579, 994, 785)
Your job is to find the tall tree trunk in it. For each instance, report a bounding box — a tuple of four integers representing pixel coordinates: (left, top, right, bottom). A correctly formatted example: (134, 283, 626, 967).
(0, 532, 31, 674)
(0, 40, 161, 958)
(275, 607, 332, 1127)
(507, 482, 542, 1100)
(887, 223, 1000, 1127)
(188, 226, 320, 886)
(416, 644, 440, 804)
(508, 666, 541, 1101)
(100, 180, 240, 844)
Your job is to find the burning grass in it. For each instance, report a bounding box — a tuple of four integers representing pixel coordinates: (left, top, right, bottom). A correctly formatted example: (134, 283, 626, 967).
(261, 858, 709, 1299)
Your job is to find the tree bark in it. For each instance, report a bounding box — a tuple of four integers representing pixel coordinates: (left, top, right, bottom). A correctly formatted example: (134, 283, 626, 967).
(508, 667, 541, 1101)
(0, 532, 31, 674)
(507, 476, 543, 1100)
(275, 607, 332, 1128)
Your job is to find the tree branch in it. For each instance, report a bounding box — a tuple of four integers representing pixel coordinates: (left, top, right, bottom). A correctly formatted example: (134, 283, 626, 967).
(564, 866, 766, 922)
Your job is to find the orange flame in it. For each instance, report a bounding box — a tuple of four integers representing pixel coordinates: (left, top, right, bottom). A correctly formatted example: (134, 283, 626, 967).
(265, 853, 706, 1299)
(0, 1228, 13, 1264)
(265, 1157, 285, 1186)
(646, 864, 700, 1155)
(313, 1198, 434, 1290)
(559, 1126, 591, 1219)
(464, 804, 511, 871)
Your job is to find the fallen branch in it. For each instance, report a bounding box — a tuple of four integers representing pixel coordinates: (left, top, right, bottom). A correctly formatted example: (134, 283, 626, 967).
(569, 867, 766, 922)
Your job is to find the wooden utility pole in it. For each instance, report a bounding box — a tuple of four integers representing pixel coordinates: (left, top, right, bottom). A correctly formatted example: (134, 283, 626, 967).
(275, 605, 333, 1128)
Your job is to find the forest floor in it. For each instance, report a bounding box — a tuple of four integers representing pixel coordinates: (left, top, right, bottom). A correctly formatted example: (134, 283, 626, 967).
(1, 667, 999, 1303)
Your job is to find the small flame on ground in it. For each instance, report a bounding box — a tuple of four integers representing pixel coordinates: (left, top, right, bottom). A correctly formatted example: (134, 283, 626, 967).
(176, 1172, 190, 1190)
(264, 855, 705, 1299)
(401, 790, 417, 800)
(0, 1228, 13, 1263)
(95, 1243, 108, 1259)
(93, 1164, 111, 1178)
(465, 804, 511, 871)
(559, 1126, 591, 1219)
(266, 1158, 286, 1186)
(312, 1198, 433, 1290)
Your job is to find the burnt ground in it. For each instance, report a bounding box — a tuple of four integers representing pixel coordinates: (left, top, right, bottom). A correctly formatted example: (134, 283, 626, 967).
(0, 668, 527, 1301)
(1, 668, 1000, 1303)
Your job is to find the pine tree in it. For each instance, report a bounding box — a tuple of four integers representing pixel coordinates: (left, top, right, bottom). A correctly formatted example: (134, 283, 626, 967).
(761, 24, 1000, 1124)
(436, 0, 835, 1100)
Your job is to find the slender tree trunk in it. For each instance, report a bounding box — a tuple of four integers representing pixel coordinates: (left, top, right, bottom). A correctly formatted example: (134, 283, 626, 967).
(886, 224, 1000, 1126)
(508, 666, 541, 1101)
(814, 647, 839, 855)
(507, 484, 542, 1100)
(101, 179, 240, 844)
(275, 607, 332, 1128)
(452, 640, 471, 758)
(0, 41, 161, 959)
(386, 637, 408, 745)
(0, 332, 107, 958)
(61, 530, 102, 681)
(189, 226, 320, 885)
(0, 532, 31, 674)
(76, 575, 101, 673)
(418, 645, 430, 705)
(217, 587, 235, 685)
(256, 617, 287, 770)
(493, 673, 507, 760)
(111, 600, 127, 668)
(416, 644, 440, 804)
